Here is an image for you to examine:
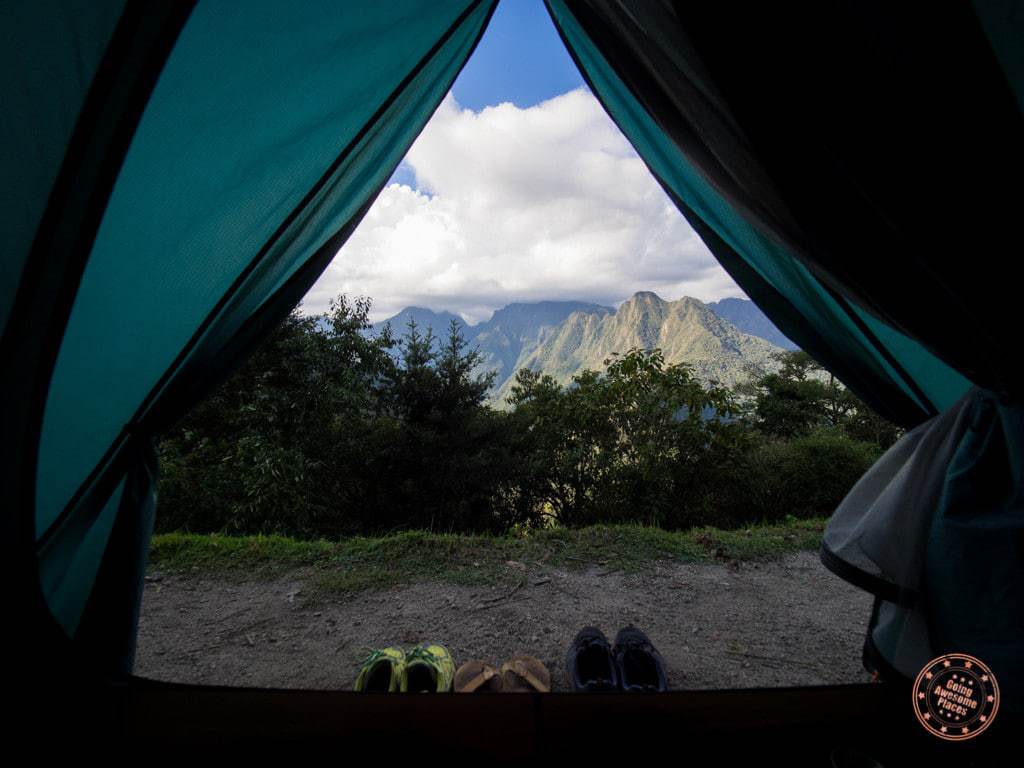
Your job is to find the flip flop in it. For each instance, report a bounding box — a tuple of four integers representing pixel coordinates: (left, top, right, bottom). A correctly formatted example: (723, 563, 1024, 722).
(454, 660, 503, 692)
(500, 656, 551, 693)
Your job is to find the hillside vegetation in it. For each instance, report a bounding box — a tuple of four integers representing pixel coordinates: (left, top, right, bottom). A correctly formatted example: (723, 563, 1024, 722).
(371, 292, 784, 405)
(495, 292, 780, 402)
(157, 295, 898, 539)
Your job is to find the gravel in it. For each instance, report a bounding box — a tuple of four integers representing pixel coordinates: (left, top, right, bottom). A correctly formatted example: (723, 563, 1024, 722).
(135, 551, 872, 690)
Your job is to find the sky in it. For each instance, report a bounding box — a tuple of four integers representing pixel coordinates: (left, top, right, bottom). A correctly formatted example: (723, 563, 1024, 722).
(304, 0, 742, 323)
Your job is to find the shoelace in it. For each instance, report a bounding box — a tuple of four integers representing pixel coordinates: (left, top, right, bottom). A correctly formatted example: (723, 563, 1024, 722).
(616, 636, 661, 690)
(577, 635, 610, 654)
(617, 636, 655, 657)
(359, 648, 394, 669)
(406, 646, 440, 665)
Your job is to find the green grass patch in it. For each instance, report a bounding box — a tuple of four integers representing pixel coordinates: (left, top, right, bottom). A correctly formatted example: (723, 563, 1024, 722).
(689, 517, 827, 561)
(147, 532, 337, 575)
(149, 517, 827, 595)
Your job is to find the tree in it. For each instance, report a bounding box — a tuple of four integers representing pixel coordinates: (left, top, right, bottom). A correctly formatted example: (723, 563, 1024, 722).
(362, 318, 513, 533)
(751, 351, 831, 438)
(506, 348, 748, 529)
(750, 350, 900, 447)
(157, 299, 898, 541)
(157, 296, 394, 536)
(437, 319, 496, 415)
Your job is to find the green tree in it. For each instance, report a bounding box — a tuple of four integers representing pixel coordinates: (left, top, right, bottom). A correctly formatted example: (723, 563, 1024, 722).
(751, 350, 900, 447)
(507, 348, 748, 529)
(364, 318, 512, 533)
(751, 351, 830, 438)
(157, 296, 394, 536)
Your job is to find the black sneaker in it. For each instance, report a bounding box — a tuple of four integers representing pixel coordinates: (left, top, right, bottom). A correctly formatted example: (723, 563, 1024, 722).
(612, 626, 668, 692)
(566, 627, 618, 691)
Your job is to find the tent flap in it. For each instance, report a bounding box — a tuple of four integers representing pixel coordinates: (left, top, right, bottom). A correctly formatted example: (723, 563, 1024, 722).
(546, 0, 1020, 417)
(31, 0, 496, 649)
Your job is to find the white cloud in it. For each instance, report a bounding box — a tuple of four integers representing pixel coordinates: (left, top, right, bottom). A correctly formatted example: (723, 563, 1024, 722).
(304, 88, 742, 323)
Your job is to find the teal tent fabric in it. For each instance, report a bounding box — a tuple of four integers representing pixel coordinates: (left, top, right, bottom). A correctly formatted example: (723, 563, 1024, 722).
(925, 393, 1024, 710)
(545, 2, 1020, 410)
(821, 388, 1024, 712)
(38, 479, 126, 635)
(546, 0, 972, 427)
(0, 1, 196, 665)
(973, 0, 1024, 113)
(0, 0, 125, 338)
(31, 0, 495, 640)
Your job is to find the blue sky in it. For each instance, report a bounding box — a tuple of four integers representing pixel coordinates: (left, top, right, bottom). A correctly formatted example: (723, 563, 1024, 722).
(451, 0, 584, 110)
(310, 1, 738, 322)
(389, 0, 585, 188)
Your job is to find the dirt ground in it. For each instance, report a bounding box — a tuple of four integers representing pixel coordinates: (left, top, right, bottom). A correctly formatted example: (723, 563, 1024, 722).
(135, 551, 873, 691)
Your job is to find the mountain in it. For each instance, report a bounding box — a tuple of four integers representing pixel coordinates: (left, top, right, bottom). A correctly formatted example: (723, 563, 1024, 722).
(369, 306, 468, 342)
(366, 300, 612, 380)
(468, 301, 612, 386)
(491, 292, 782, 403)
(707, 297, 797, 350)
(365, 294, 786, 405)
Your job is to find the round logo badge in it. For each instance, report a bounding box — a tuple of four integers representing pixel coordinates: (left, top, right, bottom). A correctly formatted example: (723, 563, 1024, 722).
(913, 653, 999, 741)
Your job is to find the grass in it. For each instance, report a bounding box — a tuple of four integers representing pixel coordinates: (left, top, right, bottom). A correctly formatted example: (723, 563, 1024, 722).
(148, 516, 827, 596)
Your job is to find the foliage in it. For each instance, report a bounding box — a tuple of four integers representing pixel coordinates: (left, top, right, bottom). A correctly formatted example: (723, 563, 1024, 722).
(159, 300, 395, 536)
(160, 301, 515, 536)
(505, 348, 748, 529)
(158, 296, 898, 539)
(744, 350, 901, 447)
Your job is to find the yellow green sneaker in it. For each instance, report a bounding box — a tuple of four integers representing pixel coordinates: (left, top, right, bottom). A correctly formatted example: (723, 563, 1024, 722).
(354, 646, 406, 692)
(401, 643, 455, 693)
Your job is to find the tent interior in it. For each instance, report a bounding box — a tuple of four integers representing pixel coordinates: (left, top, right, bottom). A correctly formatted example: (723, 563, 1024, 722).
(3, 0, 1021, 759)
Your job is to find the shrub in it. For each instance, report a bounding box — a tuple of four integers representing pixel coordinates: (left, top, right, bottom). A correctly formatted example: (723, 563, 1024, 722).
(157, 296, 892, 539)
(704, 428, 883, 526)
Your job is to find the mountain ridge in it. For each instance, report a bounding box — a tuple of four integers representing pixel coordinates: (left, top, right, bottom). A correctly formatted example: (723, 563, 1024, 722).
(367, 294, 790, 403)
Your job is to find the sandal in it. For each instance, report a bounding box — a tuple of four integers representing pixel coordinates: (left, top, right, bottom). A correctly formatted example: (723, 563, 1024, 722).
(454, 660, 503, 692)
(500, 656, 550, 692)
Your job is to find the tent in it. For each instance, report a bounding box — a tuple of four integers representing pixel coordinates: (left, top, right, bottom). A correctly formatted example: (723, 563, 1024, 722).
(3, 0, 1020, 758)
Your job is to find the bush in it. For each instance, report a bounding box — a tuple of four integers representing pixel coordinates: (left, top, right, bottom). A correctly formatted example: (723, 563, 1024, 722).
(157, 296, 893, 539)
(505, 348, 750, 531)
(157, 301, 523, 537)
(702, 428, 883, 527)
